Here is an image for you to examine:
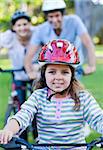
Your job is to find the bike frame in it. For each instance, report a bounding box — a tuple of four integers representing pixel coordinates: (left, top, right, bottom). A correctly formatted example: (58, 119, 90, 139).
(0, 68, 33, 123)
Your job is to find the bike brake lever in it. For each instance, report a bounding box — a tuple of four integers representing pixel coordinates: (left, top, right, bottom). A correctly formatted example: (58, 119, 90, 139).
(96, 137, 103, 148)
(0, 137, 21, 149)
(0, 68, 3, 72)
(87, 137, 103, 149)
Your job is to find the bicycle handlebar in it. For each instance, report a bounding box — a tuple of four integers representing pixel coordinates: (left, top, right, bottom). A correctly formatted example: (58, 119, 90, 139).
(0, 67, 25, 73)
(0, 61, 39, 73)
(0, 136, 103, 150)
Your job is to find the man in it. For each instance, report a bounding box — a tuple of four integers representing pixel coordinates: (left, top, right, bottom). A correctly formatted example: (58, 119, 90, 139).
(24, 0, 96, 79)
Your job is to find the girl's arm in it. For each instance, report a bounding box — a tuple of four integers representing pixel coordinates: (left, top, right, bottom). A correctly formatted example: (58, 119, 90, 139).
(83, 91, 103, 134)
(0, 119, 20, 144)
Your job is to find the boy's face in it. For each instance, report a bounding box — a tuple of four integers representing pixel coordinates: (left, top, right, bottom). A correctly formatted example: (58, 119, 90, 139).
(45, 64, 72, 94)
(13, 18, 31, 38)
(47, 11, 63, 29)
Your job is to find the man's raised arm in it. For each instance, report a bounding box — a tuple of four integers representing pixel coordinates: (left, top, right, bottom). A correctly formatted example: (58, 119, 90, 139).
(24, 44, 40, 79)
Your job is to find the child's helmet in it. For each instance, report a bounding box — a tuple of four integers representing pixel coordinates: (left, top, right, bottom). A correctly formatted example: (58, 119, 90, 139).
(11, 10, 31, 25)
(39, 39, 80, 66)
(42, 0, 66, 12)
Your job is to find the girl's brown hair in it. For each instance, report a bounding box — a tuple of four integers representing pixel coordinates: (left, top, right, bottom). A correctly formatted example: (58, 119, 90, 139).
(35, 64, 85, 111)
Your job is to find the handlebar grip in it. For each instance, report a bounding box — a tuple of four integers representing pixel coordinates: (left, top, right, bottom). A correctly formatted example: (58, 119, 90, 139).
(0, 67, 25, 73)
(0, 137, 21, 149)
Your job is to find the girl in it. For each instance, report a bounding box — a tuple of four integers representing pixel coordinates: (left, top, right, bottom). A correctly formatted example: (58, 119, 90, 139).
(0, 39, 102, 149)
(0, 10, 38, 140)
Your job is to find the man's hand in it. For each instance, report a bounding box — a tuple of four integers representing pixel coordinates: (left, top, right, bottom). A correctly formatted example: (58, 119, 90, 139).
(27, 71, 38, 80)
(27, 64, 40, 80)
(84, 65, 96, 75)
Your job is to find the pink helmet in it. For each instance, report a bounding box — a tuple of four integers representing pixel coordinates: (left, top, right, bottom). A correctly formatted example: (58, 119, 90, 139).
(39, 39, 80, 65)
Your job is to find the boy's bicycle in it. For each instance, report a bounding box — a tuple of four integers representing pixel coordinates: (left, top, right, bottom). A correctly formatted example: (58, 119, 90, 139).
(0, 68, 38, 139)
(0, 136, 103, 150)
(0, 67, 33, 124)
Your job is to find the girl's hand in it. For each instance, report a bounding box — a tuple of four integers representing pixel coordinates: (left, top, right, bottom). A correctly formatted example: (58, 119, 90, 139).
(0, 129, 13, 144)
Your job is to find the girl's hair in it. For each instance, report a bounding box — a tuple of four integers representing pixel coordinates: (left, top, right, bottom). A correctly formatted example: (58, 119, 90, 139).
(35, 64, 85, 111)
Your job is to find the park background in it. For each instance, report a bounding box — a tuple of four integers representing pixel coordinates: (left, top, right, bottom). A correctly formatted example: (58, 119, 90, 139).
(0, 0, 103, 149)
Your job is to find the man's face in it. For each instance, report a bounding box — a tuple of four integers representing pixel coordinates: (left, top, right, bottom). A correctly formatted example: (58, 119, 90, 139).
(47, 11, 63, 29)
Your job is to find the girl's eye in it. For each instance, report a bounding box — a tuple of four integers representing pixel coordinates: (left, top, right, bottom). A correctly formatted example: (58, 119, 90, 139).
(62, 71, 70, 74)
(23, 23, 27, 26)
(48, 71, 55, 74)
(17, 24, 21, 27)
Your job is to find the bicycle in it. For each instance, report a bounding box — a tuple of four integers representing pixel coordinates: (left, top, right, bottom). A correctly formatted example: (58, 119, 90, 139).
(0, 68, 38, 140)
(0, 67, 33, 125)
(0, 136, 103, 150)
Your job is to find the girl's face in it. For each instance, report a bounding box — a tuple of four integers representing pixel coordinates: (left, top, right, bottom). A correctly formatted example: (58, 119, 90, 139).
(45, 64, 72, 93)
(12, 18, 31, 38)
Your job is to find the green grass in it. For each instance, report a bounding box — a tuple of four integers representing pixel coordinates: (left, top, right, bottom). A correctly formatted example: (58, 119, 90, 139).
(81, 60, 103, 150)
(0, 74, 11, 128)
(0, 45, 103, 149)
(81, 60, 103, 107)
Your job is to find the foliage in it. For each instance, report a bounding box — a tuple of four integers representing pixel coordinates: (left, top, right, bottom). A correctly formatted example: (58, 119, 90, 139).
(0, 0, 43, 31)
(96, 27, 103, 44)
(65, 0, 74, 9)
(0, 0, 74, 31)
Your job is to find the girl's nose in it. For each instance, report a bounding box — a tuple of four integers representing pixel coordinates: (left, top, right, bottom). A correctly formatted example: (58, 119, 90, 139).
(55, 72, 63, 79)
(20, 26, 24, 30)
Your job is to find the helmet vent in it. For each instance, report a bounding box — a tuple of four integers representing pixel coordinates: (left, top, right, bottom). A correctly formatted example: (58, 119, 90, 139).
(66, 43, 74, 53)
(57, 42, 63, 48)
(48, 43, 53, 52)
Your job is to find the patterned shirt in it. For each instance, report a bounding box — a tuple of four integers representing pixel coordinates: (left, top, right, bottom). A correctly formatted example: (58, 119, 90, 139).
(11, 87, 103, 144)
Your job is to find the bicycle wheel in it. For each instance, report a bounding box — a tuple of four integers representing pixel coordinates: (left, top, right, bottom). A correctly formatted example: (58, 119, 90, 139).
(4, 96, 16, 125)
(4, 104, 13, 125)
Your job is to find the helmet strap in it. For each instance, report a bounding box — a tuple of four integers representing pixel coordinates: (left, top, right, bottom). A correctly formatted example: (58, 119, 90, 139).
(47, 85, 71, 101)
(47, 74, 74, 101)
